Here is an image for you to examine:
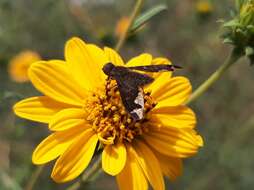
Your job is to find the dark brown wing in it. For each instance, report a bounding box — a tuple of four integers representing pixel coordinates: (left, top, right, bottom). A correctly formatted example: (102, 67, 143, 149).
(113, 68, 154, 120)
(128, 64, 181, 72)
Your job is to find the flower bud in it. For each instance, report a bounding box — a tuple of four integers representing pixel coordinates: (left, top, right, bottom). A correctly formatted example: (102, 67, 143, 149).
(239, 0, 254, 26)
(222, 0, 254, 64)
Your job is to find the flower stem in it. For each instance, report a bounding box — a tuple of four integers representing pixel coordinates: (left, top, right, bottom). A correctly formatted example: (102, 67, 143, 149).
(25, 165, 44, 190)
(66, 156, 102, 190)
(185, 49, 242, 105)
(114, 0, 144, 51)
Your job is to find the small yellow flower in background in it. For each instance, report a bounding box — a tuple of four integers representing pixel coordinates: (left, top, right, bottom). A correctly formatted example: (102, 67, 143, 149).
(8, 51, 41, 83)
(115, 17, 130, 38)
(13, 37, 203, 189)
(196, 0, 213, 15)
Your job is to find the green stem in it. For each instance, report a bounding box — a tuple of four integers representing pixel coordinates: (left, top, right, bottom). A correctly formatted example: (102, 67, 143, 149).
(185, 49, 242, 105)
(25, 165, 44, 190)
(67, 156, 102, 190)
(114, 0, 144, 51)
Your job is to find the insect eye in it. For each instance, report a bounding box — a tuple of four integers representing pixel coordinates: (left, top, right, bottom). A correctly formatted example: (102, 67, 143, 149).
(102, 62, 114, 75)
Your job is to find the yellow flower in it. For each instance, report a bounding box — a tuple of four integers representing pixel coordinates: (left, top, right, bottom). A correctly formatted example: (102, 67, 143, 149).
(8, 51, 41, 83)
(13, 37, 203, 189)
(196, 0, 213, 14)
(115, 17, 130, 38)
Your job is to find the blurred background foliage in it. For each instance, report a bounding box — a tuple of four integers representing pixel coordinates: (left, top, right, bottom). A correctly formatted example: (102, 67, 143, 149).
(1, 0, 254, 189)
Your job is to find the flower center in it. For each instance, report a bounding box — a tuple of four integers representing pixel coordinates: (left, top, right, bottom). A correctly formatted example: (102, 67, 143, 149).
(85, 79, 156, 145)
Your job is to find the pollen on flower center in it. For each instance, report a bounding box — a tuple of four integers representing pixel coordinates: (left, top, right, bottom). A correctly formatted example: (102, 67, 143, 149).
(85, 79, 156, 145)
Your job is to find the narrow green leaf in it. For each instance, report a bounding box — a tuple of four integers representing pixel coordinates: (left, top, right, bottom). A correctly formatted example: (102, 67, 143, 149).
(130, 4, 168, 33)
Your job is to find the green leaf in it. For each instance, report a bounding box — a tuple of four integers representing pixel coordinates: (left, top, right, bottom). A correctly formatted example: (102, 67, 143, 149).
(245, 46, 254, 56)
(223, 37, 234, 44)
(130, 4, 168, 33)
(247, 25, 254, 33)
(223, 19, 242, 27)
(247, 25, 254, 29)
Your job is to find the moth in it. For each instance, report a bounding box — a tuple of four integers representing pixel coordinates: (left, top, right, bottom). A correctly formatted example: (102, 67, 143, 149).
(102, 62, 181, 121)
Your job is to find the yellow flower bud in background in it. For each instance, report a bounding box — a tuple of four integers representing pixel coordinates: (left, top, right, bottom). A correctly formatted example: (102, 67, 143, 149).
(8, 51, 41, 83)
(114, 16, 145, 45)
(115, 17, 130, 38)
(196, 0, 213, 15)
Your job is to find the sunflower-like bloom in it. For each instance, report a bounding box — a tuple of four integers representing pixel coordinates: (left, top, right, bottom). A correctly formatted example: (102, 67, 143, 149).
(8, 50, 41, 83)
(13, 37, 203, 190)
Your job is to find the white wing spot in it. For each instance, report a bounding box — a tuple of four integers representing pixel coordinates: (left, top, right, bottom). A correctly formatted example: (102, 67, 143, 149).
(130, 90, 144, 120)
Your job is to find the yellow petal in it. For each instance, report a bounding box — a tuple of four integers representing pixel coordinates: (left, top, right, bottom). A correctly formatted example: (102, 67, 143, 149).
(104, 47, 124, 66)
(13, 96, 69, 123)
(152, 57, 172, 65)
(49, 108, 88, 131)
(126, 53, 152, 67)
(28, 60, 87, 106)
(51, 129, 98, 183)
(155, 151, 183, 181)
(65, 37, 108, 91)
(145, 72, 171, 93)
(133, 141, 165, 190)
(149, 76, 192, 106)
(32, 125, 86, 165)
(184, 128, 204, 147)
(116, 145, 148, 190)
(144, 126, 202, 158)
(102, 143, 127, 176)
(150, 106, 196, 129)
(87, 44, 109, 69)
